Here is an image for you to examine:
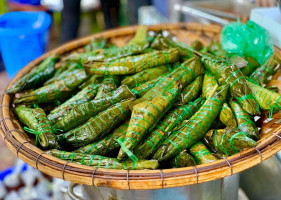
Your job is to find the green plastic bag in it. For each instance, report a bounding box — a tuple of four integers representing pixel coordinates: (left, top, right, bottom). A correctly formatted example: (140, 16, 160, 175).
(221, 20, 273, 64)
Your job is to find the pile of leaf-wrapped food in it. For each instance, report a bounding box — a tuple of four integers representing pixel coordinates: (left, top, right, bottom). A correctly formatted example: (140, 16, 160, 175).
(8, 26, 281, 170)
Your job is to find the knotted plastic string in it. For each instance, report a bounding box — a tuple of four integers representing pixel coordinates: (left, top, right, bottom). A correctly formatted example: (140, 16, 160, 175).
(268, 95, 281, 118)
(24, 127, 40, 146)
(117, 138, 138, 162)
(229, 131, 250, 153)
(52, 126, 63, 133)
(130, 89, 140, 97)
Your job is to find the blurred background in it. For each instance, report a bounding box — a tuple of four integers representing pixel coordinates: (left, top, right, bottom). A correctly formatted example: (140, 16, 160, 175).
(0, 0, 279, 199)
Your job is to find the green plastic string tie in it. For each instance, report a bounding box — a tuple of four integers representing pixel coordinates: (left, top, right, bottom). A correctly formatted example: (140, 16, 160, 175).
(167, 139, 183, 152)
(132, 160, 136, 170)
(97, 156, 104, 167)
(123, 160, 128, 170)
(269, 95, 281, 118)
(71, 153, 75, 162)
(269, 105, 274, 118)
(81, 154, 86, 165)
(213, 130, 219, 149)
(117, 138, 139, 162)
(220, 133, 230, 156)
(130, 89, 140, 97)
(235, 94, 254, 103)
(247, 77, 260, 86)
(24, 127, 40, 146)
(229, 131, 249, 153)
(221, 104, 227, 112)
(52, 126, 63, 133)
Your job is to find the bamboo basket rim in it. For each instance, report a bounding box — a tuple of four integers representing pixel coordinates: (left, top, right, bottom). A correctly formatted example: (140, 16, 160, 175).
(1, 22, 281, 190)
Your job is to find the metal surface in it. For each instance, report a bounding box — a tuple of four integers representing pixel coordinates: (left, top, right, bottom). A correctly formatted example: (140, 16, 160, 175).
(170, 0, 255, 23)
(174, 4, 229, 25)
(240, 155, 281, 200)
(68, 183, 84, 200)
(187, 5, 238, 20)
(68, 175, 239, 200)
(183, 0, 255, 16)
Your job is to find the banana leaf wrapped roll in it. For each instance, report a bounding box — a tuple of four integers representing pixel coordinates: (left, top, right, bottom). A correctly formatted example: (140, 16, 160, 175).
(174, 75, 203, 106)
(43, 62, 70, 86)
(57, 99, 133, 147)
(79, 75, 104, 89)
(168, 55, 205, 88)
(240, 57, 260, 77)
(53, 85, 136, 132)
(135, 97, 203, 159)
(229, 100, 259, 140)
(15, 106, 59, 149)
(180, 48, 193, 61)
(131, 76, 181, 108)
(202, 73, 218, 98)
(150, 34, 193, 58)
(46, 149, 159, 170)
(121, 65, 170, 88)
(266, 85, 279, 93)
(248, 80, 281, 117)
(117, 88, 180, 161)
(170, 151, 196, 168)
(201, 53, 259, 115)
(47, 83, 100, 124)
(95, 76, 121, 99)
(228, 55, 248, 69)
(132, 55, 205, 106)
(44, 62, 82, 85)
(249, 54, 281, 85)
(150, 34, 176, 50)
(219, 103, 237, 128)
(153, 84, 228, 162)
(190, 142, 218, 165)
(207, 42, 226, 58)
(128, 25, 148, 47)
(191, 40, 204, 51)
(7, 55, 60, 94)
(68, 43, 146, 62)
(203, 128, 256, 156)
(228, 55, 260, 77)
(75, 121, 129, 155)
(84, 38, 107, 52)
(130, 74, 168, 97)
(14, 68, 89, 105)
(83, 48, 180, 75)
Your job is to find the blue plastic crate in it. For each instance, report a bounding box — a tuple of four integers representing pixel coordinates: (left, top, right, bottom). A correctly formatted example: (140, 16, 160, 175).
(0, 11, 51, 79)
(8, 0, 41, 6)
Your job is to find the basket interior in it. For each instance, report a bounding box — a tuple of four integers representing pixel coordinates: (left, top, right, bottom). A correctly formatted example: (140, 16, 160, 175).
(1, 23, 281, 189)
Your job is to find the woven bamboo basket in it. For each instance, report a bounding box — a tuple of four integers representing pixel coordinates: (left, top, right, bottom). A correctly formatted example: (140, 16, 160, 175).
(1, 23, 281, 190)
